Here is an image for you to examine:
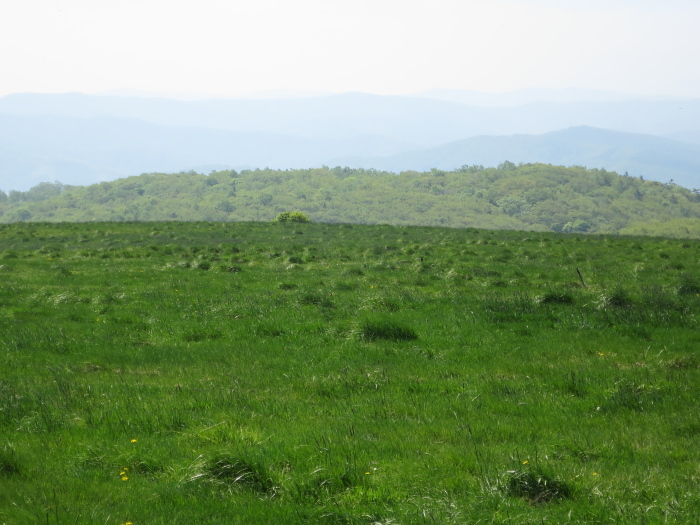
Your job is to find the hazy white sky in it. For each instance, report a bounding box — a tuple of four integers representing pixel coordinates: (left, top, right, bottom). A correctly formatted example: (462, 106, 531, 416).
(1, 0, 698, 98)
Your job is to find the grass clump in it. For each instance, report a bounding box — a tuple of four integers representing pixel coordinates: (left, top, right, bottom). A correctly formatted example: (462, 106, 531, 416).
(294, 469, 365, 503)
(599, 287, 633, 308)
(604, 380, 662, 412)
(505, 467, 572, 504)
(537, 290, 575, 305)
(206, 456, 276, 495)
(357, 318, 418, 341)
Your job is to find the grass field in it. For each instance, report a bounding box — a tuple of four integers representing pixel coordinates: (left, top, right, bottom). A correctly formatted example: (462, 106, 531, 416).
(1, 221, 699, 524)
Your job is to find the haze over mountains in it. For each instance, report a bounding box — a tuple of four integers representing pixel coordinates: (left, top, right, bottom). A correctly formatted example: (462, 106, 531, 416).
(0, 89, 698, 192)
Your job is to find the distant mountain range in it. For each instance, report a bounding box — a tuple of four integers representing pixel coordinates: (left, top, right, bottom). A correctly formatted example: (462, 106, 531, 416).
(336, 127, 700, 189)
(0, 91, 698, 191)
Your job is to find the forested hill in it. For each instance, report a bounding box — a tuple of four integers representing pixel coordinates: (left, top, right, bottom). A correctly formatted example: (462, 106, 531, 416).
(1, 163, 699, 238)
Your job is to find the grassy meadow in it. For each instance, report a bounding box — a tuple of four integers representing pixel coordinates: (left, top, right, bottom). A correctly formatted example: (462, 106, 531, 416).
(1, 221, 699, 524)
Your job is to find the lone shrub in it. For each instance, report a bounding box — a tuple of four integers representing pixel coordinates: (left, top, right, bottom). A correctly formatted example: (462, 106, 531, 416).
(274, 211, 310, 223)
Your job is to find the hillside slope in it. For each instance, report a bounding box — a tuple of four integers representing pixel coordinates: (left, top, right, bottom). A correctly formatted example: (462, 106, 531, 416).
(2, 164, 699, 238)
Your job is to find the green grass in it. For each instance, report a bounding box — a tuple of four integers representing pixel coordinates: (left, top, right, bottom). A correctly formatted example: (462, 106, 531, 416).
(0, 221, 699, 523)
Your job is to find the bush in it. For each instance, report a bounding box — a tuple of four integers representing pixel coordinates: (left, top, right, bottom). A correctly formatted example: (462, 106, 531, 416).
(274, 211, 310, 223)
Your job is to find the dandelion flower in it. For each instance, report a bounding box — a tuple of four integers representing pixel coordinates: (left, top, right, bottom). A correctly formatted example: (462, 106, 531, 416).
(121, 476, 129, 481)
(522, 460, 528, 465)
(119, 471, 126, 476)
(592, 472, 598, 476)
(365, 472, 370, 475)
(131, 439, 137, 443)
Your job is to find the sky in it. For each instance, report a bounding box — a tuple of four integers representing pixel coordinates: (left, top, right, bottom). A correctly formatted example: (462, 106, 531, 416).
(1, 0, 699, 99)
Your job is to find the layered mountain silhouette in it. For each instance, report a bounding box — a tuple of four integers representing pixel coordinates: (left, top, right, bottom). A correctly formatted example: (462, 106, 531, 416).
(337, 127, 700, 189)
(0, 92, 698, 191)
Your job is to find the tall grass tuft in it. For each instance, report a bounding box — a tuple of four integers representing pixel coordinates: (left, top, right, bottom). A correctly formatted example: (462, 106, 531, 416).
(505, 467, 572, 504)
(206, 455, 276, 495)
(599, 287, 633, 308)
(357, 318, 418, 341)
(537, 290, 575, 305)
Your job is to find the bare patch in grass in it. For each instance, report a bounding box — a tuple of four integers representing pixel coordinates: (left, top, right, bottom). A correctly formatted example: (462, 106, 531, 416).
(665, 355, 699, 370)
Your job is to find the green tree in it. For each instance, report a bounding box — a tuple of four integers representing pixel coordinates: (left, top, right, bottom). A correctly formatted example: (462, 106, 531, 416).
(215, 200, 235, 213)
(274, 211, 310, 223)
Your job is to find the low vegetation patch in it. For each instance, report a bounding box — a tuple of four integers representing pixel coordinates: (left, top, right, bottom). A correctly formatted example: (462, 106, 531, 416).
(505, 467, 573, 504)
(206, 456, 277, 495)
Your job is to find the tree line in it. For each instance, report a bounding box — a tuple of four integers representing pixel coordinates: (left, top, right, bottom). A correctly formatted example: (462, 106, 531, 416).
(1, 163, 699, 237)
